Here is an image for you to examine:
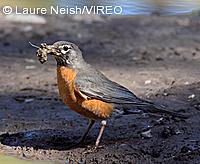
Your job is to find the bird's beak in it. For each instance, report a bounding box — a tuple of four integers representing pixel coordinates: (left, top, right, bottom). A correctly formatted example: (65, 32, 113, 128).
(44, 45, 61, 57)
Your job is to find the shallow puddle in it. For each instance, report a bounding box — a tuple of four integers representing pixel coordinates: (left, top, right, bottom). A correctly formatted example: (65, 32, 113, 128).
(0, 154, 57, 164)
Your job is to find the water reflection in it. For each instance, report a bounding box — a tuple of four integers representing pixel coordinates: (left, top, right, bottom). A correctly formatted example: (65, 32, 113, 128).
(0, 0, 200, 15)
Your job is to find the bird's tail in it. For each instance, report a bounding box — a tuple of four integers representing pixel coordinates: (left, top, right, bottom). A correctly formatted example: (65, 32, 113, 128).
(122, 99, 188, 119)
(141, 100, 188, 119)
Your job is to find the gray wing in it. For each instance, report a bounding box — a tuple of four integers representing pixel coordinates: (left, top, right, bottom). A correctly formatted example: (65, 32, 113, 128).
(75, 68, 150, 106)
(75, 67, 188, 118)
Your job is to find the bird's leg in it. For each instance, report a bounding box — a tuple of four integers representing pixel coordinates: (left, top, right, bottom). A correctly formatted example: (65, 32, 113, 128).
(95, 120, 107, 148)
(79, 119, 95, 144)
(82, 120, 107, 154)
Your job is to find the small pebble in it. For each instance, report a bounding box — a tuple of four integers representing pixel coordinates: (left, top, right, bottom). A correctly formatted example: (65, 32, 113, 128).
(184, 81, 189, 85)
(24, 59, 35, 63)
(25, 65, 36, 69)
(145, 80, 151, 85)
(141, 129, 152, 138)
(163, 92, 168, 96)
(25, 98, 34, 103)
(188, 94, 195, 99)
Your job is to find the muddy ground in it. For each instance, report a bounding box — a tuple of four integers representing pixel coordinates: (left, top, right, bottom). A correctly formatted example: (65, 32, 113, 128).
(0, 13, 200, 163)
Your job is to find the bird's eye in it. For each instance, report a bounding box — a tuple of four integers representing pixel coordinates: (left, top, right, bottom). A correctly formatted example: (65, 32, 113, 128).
(63, 46, 69, 52)
(60, 45, 70, 54)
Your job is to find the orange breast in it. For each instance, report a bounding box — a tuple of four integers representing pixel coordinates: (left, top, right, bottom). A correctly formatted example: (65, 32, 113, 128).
(57, 66, 113, 120)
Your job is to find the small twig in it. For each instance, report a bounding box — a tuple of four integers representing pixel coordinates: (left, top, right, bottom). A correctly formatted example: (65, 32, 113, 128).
(29, 42, 40, 49)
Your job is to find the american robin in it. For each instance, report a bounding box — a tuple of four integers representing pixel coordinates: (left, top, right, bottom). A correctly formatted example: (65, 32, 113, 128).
(30, 41, 187, 149)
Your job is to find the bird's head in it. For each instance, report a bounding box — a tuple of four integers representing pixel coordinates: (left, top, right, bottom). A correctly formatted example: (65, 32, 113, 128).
(31, 41, 84, 68)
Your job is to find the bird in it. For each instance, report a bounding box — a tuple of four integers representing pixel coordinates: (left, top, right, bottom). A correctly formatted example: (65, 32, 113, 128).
(31, 41, 187, 149)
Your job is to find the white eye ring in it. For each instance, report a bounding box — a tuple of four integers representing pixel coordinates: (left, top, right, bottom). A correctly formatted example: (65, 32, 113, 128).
(59, 45, 70, 54)
(61, 49, 68, 54)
